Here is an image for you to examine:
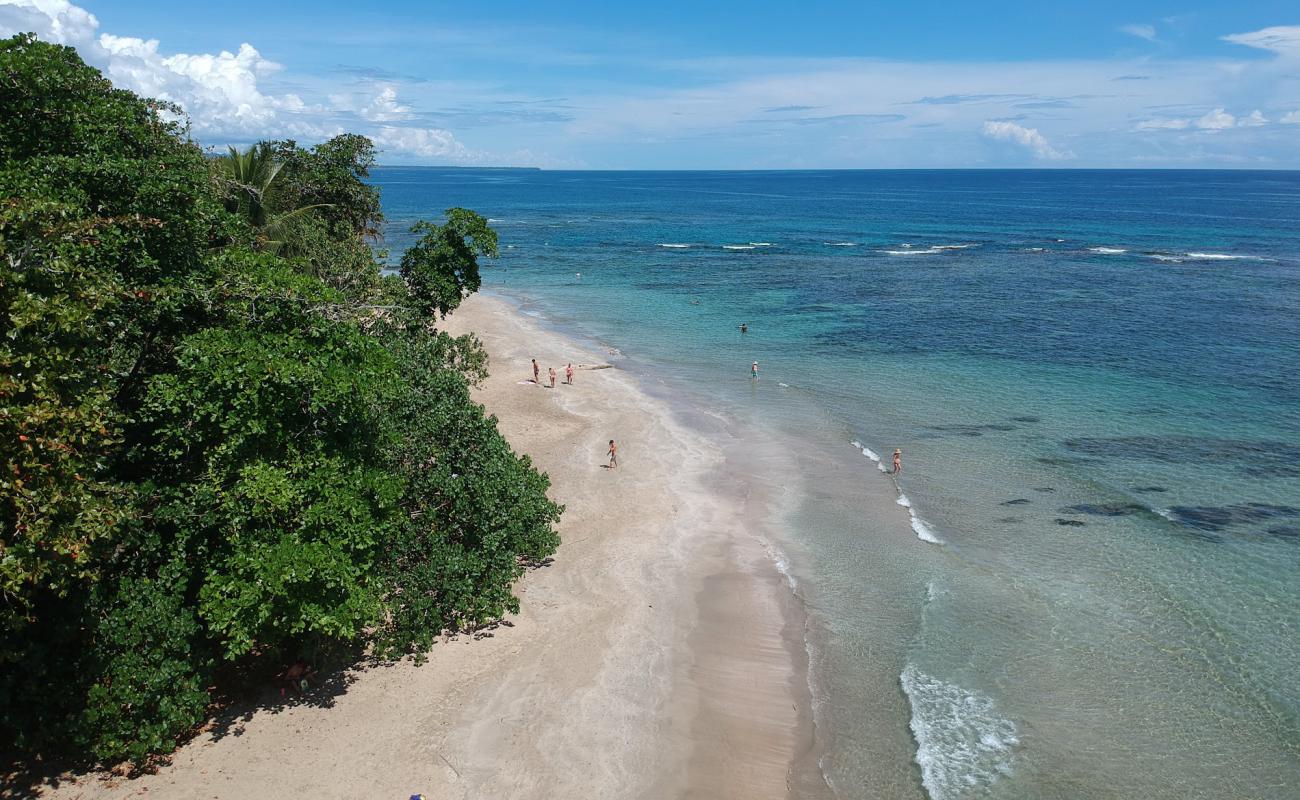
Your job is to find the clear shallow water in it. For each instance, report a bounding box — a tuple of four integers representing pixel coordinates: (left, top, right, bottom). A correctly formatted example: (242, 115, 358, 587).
(375, 168, 1300, 799)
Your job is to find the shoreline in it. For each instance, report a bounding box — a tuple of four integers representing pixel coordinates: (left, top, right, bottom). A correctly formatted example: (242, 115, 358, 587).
(40, 293, 821, 799)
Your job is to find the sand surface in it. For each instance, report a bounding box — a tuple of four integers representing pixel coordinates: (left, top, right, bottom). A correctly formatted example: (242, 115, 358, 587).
(38, 295, 814, 800)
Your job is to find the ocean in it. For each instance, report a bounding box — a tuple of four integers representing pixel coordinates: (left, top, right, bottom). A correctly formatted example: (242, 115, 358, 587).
(373, 168, 1300, 800)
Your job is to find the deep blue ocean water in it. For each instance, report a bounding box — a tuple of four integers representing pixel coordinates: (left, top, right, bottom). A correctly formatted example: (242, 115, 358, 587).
(374, 169, 1300, 800)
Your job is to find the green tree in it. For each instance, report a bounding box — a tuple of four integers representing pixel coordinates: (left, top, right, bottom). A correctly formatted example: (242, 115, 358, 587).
(1, 33, 559, 766)
(399, 208, 499, 319)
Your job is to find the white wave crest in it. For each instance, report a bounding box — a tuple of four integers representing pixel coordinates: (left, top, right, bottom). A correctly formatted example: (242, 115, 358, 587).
(1088, 247, 1128, 254)
(1184, 252, 1264, 261)
(749, 242, 775, 247)
(658, 243, 690, 248)
(722, 244, 757, 250)
(901, 665, 1018, 800)
(824, 241, 858, 246)
(897, 493, 912, 508)
(851, 441, 882, 463)
(910, 514, 943, 544)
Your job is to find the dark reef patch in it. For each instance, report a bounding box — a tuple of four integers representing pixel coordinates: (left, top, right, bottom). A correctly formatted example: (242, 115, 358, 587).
(1062, 436, 1300, 478)
(1132, 486, 1168, 493)
(1000, 498, 1032, 506)
(1010, 415, 1042, 423)
(1055, 518, 1086, 527)
(1061, 503, 1149, 517)
(1266, 525, 1300, 539)
(1163, 503, 1300, 532)
(923, 423, 1018, 437)
(1037, 456, 1101, 467)
(1032, 486, 1056, 493)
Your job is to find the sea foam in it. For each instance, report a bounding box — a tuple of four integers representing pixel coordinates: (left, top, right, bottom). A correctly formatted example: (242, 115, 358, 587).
(910, 514, 943, 544)
(881, 244, 975, 256)
(658, 243, 690, 248)
(851, 440, 889, 474)
(1088, 247, 1128, 254)
(722, 244, 757, 250)
(901, 665, 1018, 800)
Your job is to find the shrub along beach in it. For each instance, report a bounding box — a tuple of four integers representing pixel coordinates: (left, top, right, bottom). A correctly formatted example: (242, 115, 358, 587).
(1, 34, 563, 771)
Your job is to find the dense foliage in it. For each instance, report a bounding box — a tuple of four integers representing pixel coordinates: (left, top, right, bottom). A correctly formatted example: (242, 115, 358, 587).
(0, 33, 560, 765)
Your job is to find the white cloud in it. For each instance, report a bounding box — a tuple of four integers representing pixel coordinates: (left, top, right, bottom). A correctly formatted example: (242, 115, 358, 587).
(1281, 110, 1300, 124)
(1137, 118, 1191, 130)
(1137, 108, 1269, 132)
(0, 0, 526, 163)
(981, 120, 1071, 160)
(330, 85, 414, 122)
(1119, 23, 1158, 43)
(1222, 25, 1300, 56)
(371, 126, 474, 161)
(1196, 108, 1237, 130)
(1238, 109, 1267, 127)
(0, 1, 294, 137)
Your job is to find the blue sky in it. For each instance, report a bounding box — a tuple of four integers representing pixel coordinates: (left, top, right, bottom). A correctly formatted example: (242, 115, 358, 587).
(4, 1, 1299, 168)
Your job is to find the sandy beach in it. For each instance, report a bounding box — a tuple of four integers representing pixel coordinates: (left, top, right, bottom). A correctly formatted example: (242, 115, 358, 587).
(40, 294, 816, 800)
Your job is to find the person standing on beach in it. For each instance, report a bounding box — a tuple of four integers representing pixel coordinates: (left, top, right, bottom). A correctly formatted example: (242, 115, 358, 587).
(565, 363, 574, 385)
(607, 439, 618, 468)
(548, 366, 557, 388)
(893, 449, 902, 475)
(532, 358, 540, 384)
(751, 360, 759, 379)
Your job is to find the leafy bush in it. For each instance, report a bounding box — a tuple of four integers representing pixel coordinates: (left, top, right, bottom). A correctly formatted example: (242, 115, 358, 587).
(0, 33, 560, 765)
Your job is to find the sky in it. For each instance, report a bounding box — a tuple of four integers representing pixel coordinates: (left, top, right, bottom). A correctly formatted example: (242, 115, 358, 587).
(2, 0, 1299, 168)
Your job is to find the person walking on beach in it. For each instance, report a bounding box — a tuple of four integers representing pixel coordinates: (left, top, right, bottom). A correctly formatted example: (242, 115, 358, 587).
(548, 366, 557, 388)
(565, 363, 574, 385)
(751, 360, 759, 379)
(607, 439, 619, 468)
(532, 358, 540, 385)
(893, 448, 902, 475)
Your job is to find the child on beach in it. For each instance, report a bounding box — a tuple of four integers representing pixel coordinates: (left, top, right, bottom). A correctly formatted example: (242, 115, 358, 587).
(607, 439, 618, 468)
(532, 358, 540, 384)
(565, 363, 574, 385)
(893, 449, 902, 475)
(549, 367, 557, 388)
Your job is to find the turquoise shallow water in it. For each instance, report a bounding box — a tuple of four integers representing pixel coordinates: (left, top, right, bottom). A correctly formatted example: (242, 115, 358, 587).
(376, 169, 1300, 799)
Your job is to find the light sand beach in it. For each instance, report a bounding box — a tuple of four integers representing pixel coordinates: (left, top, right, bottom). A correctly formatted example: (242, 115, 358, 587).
(42, 294, 817, 800)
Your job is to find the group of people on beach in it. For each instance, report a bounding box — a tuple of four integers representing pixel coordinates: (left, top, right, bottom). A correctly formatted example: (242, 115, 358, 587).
(532, 358, 574, 388)
(531, 358, 617, 468)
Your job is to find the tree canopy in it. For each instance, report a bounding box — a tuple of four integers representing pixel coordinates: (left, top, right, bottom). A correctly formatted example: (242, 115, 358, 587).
(0, 33, 559, 767)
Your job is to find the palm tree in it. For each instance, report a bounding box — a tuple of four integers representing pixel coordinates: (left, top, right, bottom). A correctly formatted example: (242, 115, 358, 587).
(221, 143, 330, 252)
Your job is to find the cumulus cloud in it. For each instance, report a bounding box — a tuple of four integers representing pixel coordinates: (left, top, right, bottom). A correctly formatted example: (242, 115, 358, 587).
(0, 0, 492, 163)
(1222, 25, 1300, 56)
(1119, 23, 1158, 43)
(371, 126, 475, 161)
(1196, 108, 1237, 130)
(981, 120, 1071, 159)
(1136, 108, 1269, 132)
(330, 85, 415, 122)
(1281, 110, 1300, 124)
(0, 0, 300, 137)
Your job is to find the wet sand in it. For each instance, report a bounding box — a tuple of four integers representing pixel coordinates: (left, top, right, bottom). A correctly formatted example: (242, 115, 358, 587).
(42, 294, 816, 799)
